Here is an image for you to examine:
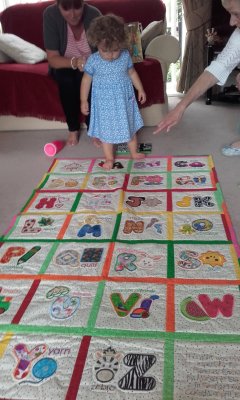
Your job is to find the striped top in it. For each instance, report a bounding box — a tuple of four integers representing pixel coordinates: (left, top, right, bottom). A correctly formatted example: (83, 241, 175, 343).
(64, 24, 91, 60)
(205, 28, 240, 86)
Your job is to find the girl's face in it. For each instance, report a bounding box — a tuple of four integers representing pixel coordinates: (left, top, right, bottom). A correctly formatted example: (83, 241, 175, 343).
(98, 42, 121, 61)
(59, 3, 84, 27)
(222, 0, 240, 27)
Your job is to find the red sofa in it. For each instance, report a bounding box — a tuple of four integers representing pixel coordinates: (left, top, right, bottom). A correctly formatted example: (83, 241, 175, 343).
(0, 0, 180, 127)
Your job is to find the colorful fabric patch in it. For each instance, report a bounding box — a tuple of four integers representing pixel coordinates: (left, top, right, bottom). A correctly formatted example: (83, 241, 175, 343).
(23, 192, 78, 213)
(171, 171, 215, 189)
(87, 173, 125, 191)
(127, 173, 167, 190)
(123, 191, 168, 212)
(76, 191, 122, 213)
(37, 174, 86, 191)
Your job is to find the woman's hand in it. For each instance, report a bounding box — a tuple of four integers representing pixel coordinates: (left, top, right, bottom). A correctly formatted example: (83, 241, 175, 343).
(153, 104, 185, 134)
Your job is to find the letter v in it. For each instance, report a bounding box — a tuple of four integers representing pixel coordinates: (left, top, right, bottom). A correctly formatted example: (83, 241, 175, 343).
(110, 293, 141, 317)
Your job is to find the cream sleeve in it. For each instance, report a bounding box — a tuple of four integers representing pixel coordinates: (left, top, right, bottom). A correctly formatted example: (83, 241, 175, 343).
(205, 28, 240, 85)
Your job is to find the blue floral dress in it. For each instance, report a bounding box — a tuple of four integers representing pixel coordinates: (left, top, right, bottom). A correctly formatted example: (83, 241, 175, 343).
(84, 50, 143, 144)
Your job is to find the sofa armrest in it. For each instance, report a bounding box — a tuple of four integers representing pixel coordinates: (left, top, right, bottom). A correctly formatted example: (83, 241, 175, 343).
(145, 35, 180, 81)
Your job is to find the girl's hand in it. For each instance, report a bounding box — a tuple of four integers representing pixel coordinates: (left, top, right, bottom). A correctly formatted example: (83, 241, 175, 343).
(81, 100, 89, 115)
(138, 90, 146, 104)
(236, 72, 240, 91)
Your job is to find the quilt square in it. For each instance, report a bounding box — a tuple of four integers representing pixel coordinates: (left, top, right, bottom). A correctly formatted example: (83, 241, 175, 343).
(45, 242, 109, 277)
(117, 212, 169, 241)
(77, 337, 165, 399)
(130, 157, 168, 172)
(95, 281, 166, 332)
(91, 158, 130, 173)
(5, 214, 68, 240)
(174, 243, 240, 280)
(171, 156, 212, 171)
(86, 173, 126, 190)
(37, 173, 86, 191)
(173, 213, 229, 241)
(175, 284, 240, 334)
(174, 341, 240, 400)
(123, 191, 168, 212)
(127, 173, 167, 190)
(19, 280, 98, 328)
(171, 171, 215, 190)
(49, 159, 92, 174)
(63, 213, 117, 240)
(0, 332, 83, 399)
(172, 190, 221, 212)
(23, 192, 79, 213)
(76, 191, 122, 213)
(108, 242, 168, 278)
(0, 242, 53, 275)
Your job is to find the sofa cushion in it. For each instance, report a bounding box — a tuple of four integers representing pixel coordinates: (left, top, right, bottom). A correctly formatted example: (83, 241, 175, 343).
(0, 34, 47, 64)
(141, 21, 165, 53)
(0, 1, 54, 49)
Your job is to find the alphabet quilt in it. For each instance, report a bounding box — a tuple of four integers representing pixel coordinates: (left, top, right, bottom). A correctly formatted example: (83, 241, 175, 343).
(0, 156, 240, 399)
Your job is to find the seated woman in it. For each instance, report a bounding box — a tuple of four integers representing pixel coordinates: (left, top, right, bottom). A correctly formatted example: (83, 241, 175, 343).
(43, 0, 101, 145)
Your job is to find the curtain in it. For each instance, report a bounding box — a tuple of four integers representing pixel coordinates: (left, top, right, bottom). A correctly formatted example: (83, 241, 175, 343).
(177, 0, 212, 93)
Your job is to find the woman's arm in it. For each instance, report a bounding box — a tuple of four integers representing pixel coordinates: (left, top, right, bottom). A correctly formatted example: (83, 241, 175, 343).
(154, 28, 240, 134)
(46, 50, 85, 71)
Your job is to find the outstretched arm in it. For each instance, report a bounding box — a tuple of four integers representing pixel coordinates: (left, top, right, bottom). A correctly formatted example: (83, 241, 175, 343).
(153, 70, 218, 134)
(80, 73, 92, 115)
(128, 67, 146, 104)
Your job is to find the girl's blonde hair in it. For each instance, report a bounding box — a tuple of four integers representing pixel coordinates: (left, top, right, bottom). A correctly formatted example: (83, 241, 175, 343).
(87, 14, 128, 50)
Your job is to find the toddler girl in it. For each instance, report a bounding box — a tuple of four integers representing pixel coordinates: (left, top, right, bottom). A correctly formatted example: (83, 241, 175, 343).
(80, 14, 146, 170)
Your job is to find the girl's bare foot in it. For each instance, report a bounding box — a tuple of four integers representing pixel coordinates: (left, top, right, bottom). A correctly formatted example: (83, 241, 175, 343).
(67, 131, 79, 146)
(131, 152, 145, 160)
(92, 138, 102, 148)
(102, 159, 114, 170)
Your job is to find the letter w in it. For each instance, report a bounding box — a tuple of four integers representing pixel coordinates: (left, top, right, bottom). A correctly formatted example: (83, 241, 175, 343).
(198, 294, 234, 318)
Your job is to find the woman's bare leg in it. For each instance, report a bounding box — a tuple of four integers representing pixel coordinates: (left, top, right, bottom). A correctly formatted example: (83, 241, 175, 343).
(67, 131, 79, 146)
(101, 143, 114, 170)
(128, 134, 145, 159)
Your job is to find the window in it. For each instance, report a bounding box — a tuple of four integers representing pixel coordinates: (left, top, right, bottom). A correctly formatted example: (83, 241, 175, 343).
(162, 0, 186, 94)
